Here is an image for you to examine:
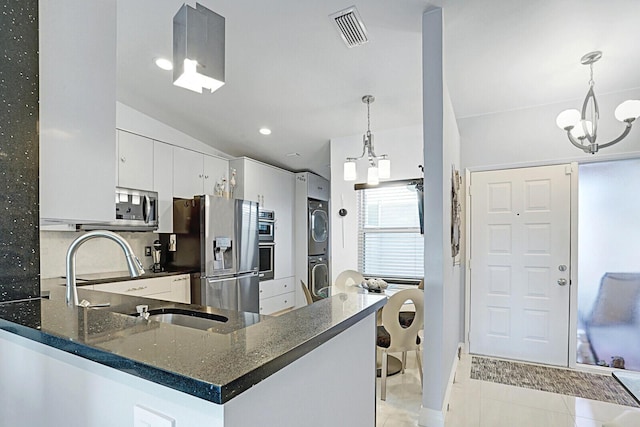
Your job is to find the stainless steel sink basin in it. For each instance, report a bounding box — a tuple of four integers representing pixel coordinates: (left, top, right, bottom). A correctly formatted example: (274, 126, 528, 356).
(134, 308, 228, 330)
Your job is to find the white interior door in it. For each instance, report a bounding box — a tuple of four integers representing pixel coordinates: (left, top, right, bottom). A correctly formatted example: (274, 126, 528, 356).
(469, 164, 572, 366)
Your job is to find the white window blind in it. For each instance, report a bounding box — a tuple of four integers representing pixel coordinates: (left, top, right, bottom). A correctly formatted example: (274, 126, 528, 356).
(357, 185, 424, 279)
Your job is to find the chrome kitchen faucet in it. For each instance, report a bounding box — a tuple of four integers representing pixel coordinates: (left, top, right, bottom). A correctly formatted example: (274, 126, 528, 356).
(65, 230, 145, 306)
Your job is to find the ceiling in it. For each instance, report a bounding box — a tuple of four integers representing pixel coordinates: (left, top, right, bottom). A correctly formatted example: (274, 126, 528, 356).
(116, 0, 640, 179)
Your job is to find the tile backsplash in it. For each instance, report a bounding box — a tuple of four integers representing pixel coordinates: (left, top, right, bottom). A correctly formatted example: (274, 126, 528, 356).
(40, 231, 158, 279)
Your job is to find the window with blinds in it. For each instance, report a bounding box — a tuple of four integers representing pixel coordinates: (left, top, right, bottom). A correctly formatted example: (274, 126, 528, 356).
(357, 184, 424, 280)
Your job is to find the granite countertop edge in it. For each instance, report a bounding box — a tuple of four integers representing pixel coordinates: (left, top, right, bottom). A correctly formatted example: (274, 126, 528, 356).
(0, 292, 386, 405)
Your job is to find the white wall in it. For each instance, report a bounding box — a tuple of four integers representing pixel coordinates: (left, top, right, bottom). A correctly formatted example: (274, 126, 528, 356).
(329, 125, 424, 282)
(577, 158, 640, 317)
(459, 88, 640, 170)
(420, 7, 463, 426)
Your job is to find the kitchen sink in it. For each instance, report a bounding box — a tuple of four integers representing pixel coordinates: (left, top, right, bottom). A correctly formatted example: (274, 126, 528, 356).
(133, 308, 229, 331)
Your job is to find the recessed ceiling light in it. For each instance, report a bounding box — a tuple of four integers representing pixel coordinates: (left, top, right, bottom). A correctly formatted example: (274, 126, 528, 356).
(154, 57, 173, 71)
(259, 128, 272, 135)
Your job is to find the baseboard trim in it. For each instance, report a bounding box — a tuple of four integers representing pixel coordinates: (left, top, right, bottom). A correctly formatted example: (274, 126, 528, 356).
(418, 342, 463, 427)
(418, 407, 445, 427)
(442, 342, 464, 412)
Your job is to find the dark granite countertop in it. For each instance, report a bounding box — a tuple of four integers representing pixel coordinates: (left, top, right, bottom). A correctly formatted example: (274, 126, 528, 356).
(0, 286, 385, 404)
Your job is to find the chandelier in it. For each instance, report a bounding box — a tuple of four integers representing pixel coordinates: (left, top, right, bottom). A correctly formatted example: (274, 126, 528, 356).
(343, 95, 390, 185)
(556, 51, 640, 154)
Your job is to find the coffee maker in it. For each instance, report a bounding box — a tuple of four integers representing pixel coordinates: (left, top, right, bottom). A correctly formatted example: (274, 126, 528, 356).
(152, 239, 162, 272)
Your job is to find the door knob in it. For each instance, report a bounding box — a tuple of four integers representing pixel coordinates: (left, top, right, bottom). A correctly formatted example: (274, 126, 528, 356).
(558, 265, 567, 272)
(557, 278, 567, 286)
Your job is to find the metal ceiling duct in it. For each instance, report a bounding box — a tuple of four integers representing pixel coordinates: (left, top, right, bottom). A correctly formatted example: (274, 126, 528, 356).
(329, 6, 369, 48)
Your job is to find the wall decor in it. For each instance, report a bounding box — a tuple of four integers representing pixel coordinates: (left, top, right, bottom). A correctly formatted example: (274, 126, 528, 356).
(451, 166, 462, 264)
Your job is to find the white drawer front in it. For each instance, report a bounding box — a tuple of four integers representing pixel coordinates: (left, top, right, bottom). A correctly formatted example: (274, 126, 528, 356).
(259, 291, 295, 315)
(259, 277, 294, 300)
(93, 277, 171, 297)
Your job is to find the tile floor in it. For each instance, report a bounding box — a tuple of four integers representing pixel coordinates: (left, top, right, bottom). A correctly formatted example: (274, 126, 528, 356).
(376, 352, 640, 426)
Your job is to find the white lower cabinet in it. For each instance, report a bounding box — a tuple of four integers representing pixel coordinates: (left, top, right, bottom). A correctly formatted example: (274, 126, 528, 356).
(259, 277, 295, 315)
(92, 274, 190, 304)
(169, 275, 191, 304)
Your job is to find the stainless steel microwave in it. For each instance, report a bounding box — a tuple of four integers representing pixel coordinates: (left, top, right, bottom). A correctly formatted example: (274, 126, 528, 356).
(258, 209, 275, 242)
(78, 187, 159, 231)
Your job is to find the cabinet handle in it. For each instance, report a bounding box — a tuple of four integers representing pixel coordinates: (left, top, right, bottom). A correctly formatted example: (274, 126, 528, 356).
(284, 284, 287, 288)
(199, 174, 203, 178)
(126, 286, 147, 292)
(120, 157, 126, 163)
(204, 175, 209, 179)
(259, 289, 263, 293)
(284, 300, 287, 304)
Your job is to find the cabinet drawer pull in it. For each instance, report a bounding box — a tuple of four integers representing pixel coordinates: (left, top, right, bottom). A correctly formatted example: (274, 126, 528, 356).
(126, 286, 147, 292)
(120, 156, 126, 163)
(204, 175, 209, 179)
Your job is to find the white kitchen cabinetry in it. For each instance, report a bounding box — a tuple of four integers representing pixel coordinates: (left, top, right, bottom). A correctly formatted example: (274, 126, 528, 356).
(92, 274, 190, 304)
(173, 147, 228, 199)
(169, 275, 191, 304)
(230, 157, 295, 279)
(116, 131, 154, 191)
(39, 1, 117, 224)
(259, 277, 295, 315)
(153, 141, 173, 233)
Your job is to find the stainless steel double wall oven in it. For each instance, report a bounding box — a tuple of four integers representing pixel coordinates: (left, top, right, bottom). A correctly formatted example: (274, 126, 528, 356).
(258, 209, 275, 281)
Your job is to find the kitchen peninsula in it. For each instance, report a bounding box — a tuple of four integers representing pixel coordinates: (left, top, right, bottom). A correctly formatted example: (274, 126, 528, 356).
(0, 286, 385, 426)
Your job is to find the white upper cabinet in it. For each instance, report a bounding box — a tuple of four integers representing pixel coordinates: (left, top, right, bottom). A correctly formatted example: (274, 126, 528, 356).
(203, 154, 229, 196)
(230, 158, 295, 279)
(173, 146, 228, 199)
(117, 131, 153, 191)
(153, 141, 173, 233)
(39, 0, 117, 224)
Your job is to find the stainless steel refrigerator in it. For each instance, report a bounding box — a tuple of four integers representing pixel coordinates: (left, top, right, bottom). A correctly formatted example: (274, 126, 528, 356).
(163, 196, 260, 313)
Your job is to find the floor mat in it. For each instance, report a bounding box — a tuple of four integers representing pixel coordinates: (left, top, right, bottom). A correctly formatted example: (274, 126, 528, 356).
(471, 356, 639, 407)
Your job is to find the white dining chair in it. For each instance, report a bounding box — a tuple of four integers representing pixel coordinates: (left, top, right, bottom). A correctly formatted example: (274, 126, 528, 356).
(376, 288, 424, 401)
(334, 269, 364, 292)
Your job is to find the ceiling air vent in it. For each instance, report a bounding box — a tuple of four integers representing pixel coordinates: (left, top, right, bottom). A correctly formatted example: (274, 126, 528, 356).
(329, 6, 369, 48)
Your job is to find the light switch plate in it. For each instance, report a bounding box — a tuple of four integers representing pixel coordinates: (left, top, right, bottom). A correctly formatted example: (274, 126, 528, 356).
(134, 405, 175, 427)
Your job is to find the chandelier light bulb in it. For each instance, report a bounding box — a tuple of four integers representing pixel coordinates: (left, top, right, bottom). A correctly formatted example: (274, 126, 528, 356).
(570, 120, 593, 139)
(556, 109, 580, 130)
(344, 160, 357, 181)
(378, 157, 391, 179)
(367, 166, 379, 185)
(614, 100, 640, 122)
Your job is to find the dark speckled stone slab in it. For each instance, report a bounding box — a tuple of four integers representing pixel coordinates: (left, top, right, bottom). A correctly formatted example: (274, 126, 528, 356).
(0, 0, 40, 302)
(0, 287, 386, 404)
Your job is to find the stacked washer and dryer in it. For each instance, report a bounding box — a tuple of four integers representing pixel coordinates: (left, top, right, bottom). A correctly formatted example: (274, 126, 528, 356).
(295, 172, 330, 302)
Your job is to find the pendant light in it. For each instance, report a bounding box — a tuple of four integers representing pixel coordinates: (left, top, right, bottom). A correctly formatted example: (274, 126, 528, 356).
(344, 95, 390, 184)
